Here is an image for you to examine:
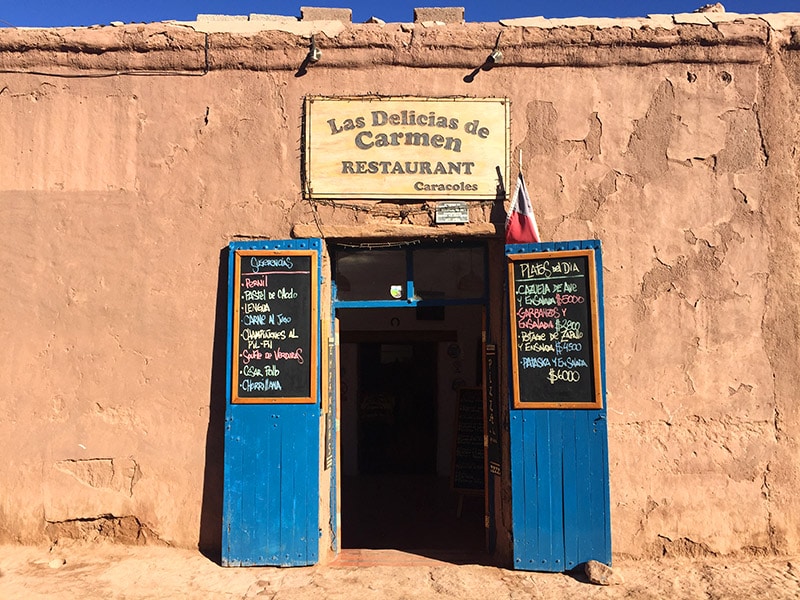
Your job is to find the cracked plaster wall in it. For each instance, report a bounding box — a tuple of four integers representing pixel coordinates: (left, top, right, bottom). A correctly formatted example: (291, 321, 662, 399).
(0, 18, 798, 558)
(509, 58, 789, 557)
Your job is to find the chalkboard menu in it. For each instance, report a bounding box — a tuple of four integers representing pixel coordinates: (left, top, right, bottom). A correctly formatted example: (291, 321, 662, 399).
(452, 387, 485, 493)
(508, 249, 603, 409)
(232, 250, 318, 404)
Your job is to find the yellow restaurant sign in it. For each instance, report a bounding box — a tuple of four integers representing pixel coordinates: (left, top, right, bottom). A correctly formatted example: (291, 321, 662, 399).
(304, 96, 510, 200)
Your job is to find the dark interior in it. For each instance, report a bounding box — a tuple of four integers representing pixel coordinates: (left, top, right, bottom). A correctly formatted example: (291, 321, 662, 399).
(340, 339, 485, 557)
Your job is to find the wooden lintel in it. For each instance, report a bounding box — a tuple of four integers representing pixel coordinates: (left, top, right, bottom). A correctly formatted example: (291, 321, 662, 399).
(292, 222, 501, 240)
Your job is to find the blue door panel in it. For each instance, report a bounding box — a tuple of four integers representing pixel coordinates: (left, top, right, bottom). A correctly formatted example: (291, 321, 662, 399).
(223, 239, 321, 567)
(561, 411, 580, 569)
(224, 404, 320, 566)
(508, 240, 611, 572)
(536, 414, 558, 568)
(588, 416, 611, 559)
(574, 412, 592, 562)
(510, 412, 526, 567)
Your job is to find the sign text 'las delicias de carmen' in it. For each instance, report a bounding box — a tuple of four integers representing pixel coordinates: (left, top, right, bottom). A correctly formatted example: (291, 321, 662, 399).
(305, 97, 510, 200)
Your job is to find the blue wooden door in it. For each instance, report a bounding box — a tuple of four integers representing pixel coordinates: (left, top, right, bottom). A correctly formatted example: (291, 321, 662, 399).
(222, 238, 322, 567)
(507, 239, 611, 571)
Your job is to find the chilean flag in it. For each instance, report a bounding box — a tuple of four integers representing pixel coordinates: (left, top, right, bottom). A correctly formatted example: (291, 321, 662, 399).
(505, 172, 540, 244)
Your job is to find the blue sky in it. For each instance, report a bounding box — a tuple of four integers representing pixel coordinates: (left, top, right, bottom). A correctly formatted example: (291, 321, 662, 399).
(0, 1, 797, 28)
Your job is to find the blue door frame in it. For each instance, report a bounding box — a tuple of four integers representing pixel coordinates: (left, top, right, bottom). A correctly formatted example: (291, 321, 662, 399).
(507, 239, 611, 571)
(330, 242, 493, 554)
(222, 238, 322, 567)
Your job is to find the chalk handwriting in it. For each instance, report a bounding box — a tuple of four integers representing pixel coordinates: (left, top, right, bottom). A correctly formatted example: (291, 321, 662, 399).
(512, 254, 596, 401)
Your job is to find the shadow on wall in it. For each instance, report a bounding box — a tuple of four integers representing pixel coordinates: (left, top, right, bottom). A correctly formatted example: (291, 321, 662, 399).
(198, 247, 230, 564)
(488, 171, 508, 226)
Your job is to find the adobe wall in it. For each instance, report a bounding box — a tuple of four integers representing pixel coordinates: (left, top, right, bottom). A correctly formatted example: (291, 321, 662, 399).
(0, 11, 798, 558)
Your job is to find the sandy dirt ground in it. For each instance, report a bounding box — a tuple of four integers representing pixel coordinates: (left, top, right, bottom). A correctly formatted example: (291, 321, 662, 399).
(0, 543, 798, 600)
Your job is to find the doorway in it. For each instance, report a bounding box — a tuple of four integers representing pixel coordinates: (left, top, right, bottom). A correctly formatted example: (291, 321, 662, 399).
(337, 307, 486, 556)
(331, 242, 490, 558)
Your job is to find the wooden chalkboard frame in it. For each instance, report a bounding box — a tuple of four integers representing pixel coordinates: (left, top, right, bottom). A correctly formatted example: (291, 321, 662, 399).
(231, 249, 318, 404)
(508, 249, 603, 410)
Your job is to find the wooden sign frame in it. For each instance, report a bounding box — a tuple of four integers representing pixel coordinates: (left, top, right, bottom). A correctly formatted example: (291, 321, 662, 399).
(304, 96, 510, 201)
(507, 249, 603, 410)
(231, 249, 318, 404)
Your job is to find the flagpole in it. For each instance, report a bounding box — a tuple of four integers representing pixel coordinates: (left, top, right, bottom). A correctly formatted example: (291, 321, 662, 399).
(505, 148, 541, 244)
